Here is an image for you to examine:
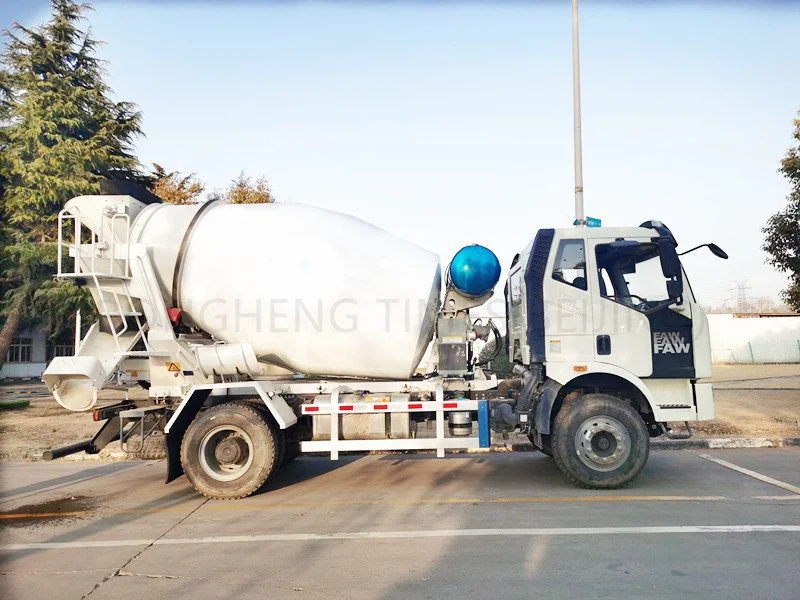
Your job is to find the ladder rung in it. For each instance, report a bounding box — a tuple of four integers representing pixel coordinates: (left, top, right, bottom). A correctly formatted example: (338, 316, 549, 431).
(58, 273, 132, 281)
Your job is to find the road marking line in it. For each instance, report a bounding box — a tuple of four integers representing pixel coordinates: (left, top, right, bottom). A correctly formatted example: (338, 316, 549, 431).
(0, 495, 732, 520)
(751, 495, 800, 501)
(3, 525, 798, 551)
(0, 511, 86, 520)
(206, 495, 731, 510)
(687, 451, 800, 495)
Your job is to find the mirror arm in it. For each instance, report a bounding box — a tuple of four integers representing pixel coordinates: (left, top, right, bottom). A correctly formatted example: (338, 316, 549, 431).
(678, 244, 706, 256)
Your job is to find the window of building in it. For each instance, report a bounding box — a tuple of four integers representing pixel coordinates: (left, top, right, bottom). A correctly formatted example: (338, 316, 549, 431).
(50, 342, 74, 359)
(552, 240, 587, 291)
(6, 337, 32, 363)
(47, 331, 75, 361)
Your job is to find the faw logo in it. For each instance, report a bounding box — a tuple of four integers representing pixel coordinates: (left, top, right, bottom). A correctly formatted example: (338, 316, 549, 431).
(653, 332, 691, 354)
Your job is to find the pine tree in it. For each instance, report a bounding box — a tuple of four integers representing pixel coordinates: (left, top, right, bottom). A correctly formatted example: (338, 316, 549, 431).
(0, 0, 149, 368)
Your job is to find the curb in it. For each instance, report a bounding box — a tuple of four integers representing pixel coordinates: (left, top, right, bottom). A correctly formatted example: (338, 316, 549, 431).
(651, 436, 800, 450)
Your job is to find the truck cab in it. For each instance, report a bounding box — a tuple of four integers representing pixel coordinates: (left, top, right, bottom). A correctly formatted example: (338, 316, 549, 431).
(506, 221, 717, 486)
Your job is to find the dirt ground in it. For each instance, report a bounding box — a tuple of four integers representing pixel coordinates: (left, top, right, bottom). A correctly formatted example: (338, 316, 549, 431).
(698, 363, 800, 437)
(0, 385, 148, 461)
(0, 364, 798, 461)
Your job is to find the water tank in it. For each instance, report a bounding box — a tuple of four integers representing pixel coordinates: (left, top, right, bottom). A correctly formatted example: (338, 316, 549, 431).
(448, 245, 501, 296)
(130, 202, 441, 379)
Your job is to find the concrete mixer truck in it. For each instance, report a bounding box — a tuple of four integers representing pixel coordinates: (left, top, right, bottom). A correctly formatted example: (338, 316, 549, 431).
(42, 185, 725, 498)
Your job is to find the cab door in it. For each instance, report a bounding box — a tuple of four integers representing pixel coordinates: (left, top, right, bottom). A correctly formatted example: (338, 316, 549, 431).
(591, 238, 699, 379)
(589, 238, 654, 377)
(542, 236, 596, 366)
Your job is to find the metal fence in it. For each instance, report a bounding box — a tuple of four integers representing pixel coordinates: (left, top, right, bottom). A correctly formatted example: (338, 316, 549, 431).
(708, 314, 800, 364)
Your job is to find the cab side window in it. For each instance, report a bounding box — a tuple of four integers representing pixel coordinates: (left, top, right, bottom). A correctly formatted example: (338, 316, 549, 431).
(509, 269, 523, 305)
(552, 240, 587, 291)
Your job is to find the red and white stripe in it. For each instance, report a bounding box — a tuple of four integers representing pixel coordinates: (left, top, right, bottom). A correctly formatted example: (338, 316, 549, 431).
(301, 399, 478, 415)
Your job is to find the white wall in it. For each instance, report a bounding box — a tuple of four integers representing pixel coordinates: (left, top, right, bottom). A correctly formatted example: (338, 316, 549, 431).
(0, 327, 48, 380)
(708, 314, 800, 363)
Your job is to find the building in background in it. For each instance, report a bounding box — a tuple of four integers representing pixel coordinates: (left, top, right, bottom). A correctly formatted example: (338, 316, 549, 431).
(1, 328, 74, 380)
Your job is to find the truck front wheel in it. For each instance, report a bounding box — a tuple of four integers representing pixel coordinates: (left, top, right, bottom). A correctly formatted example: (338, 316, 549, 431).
(551, 393, 649, 489)
(181, 402, 279, 499)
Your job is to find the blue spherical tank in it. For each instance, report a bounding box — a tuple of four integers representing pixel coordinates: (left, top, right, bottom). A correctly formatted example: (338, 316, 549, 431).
(448, 245, 501, 297)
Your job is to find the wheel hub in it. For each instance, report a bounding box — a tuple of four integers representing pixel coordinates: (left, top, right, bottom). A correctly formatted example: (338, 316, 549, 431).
(199, 425, 254, 482)
(215, 436, 247, 464)
(574, 415, 631, 472)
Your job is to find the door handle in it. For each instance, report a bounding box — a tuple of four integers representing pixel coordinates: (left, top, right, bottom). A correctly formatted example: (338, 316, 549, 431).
(596, 335, 611, 355)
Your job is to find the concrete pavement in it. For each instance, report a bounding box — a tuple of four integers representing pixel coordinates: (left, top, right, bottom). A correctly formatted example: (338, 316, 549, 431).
(1, 449, 799, 599)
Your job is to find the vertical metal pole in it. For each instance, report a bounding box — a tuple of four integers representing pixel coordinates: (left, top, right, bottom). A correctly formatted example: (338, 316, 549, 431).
(330, 387, 341, 461)
(435, 384, 445, 458)
(74, 310, 82, 355)
(572, 0, 585, 226)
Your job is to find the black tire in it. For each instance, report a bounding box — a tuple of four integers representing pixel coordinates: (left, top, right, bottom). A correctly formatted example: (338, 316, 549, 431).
(180, 402, 279, 499)
(240, 403, 297, 469)
(125, 433, 167, 460)
(551, 393, 649, 489)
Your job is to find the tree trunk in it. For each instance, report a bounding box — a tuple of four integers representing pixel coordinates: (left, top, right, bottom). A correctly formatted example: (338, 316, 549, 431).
(0, 289, 28, 372)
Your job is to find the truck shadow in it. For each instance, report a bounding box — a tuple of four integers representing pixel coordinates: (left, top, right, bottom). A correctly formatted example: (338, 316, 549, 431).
(0, 461, 142, 502)
(257, 454, 364, 494)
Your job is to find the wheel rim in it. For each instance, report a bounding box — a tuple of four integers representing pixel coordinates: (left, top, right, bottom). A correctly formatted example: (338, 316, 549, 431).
(574, 415, 631, 472)
(199, 424, 254, 482)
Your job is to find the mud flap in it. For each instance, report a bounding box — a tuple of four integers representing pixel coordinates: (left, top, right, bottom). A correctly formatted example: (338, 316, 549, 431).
(164, 389, 211, 483)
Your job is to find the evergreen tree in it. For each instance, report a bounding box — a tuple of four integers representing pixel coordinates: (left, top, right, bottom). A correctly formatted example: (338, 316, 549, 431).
(763, 115, 800, 312)
(0, 0, 149, 367)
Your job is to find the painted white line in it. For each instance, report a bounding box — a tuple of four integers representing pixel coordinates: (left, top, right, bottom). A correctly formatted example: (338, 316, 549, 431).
(4, 525, 799, 551)
(688, 451, 800, 495)
(751, 495, 800, 500)
(3, 539, 152, 551)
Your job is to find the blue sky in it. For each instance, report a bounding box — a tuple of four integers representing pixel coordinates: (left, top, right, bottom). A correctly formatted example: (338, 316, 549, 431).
(5, 1, 800, 309)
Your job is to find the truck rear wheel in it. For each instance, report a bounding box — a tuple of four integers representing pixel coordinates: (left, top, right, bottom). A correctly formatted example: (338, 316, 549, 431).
(181, 402, 279, 499)
(551, 393, 649, 489)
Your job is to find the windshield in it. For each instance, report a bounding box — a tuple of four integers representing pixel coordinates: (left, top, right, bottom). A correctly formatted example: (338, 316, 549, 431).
(596, 242, 676, 311)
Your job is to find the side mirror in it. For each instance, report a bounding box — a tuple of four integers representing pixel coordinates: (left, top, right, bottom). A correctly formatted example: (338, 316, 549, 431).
(708, 243, 729, 260)
(658, 240, 681, 279)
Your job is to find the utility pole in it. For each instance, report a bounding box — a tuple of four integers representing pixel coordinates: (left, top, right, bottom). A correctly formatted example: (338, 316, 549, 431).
(572, 0, 585, 226)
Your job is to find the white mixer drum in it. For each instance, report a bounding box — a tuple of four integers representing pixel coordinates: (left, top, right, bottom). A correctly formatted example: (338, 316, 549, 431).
(131, 202, 441, 379)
